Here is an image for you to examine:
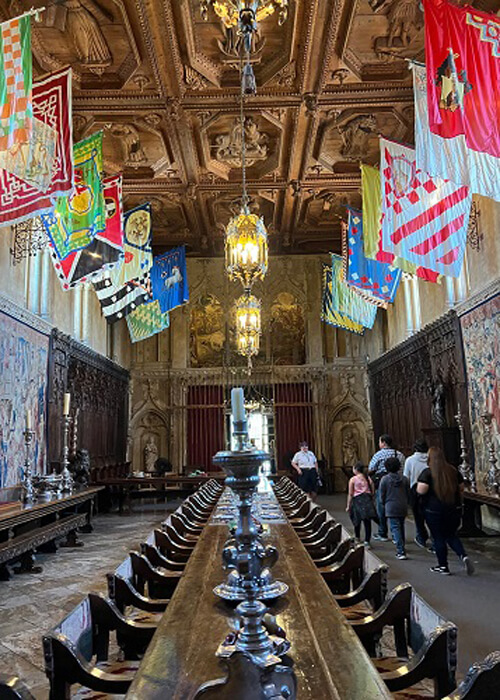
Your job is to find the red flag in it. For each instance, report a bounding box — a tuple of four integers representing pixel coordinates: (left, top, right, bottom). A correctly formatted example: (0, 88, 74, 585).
(424, 0, 500, 159)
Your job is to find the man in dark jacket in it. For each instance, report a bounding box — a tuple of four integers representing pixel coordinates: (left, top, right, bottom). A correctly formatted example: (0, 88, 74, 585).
(380, 457, 411, 560)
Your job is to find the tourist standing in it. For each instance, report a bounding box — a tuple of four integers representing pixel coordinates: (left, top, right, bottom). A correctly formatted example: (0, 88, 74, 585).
(379, 457, 411, 559)
(404, 439, 431, 548)
(417, 447, 474, 576)
(346, 462, 377, 547)
(291, 441, 319, 500)
(368, 434, 405, 541)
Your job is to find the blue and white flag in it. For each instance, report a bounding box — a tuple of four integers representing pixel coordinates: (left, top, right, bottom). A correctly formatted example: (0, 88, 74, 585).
(345, 207, 401, 305)
(150, 245, 189, 314)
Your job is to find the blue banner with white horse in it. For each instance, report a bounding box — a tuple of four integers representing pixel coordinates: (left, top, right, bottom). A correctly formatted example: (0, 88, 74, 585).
(150, 245, 189, 314)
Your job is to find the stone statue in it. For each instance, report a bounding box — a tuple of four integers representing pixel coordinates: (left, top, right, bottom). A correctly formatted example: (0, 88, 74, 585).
(431, 383, 447, 428)
(144, 436, 159, 473)
(64, 0, 112, 69)
(342, 427, 359, 467)
(69, 448, 90, 487)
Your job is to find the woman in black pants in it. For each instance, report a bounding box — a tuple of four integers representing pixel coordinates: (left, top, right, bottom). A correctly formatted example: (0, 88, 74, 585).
(417, 447, 474, 576)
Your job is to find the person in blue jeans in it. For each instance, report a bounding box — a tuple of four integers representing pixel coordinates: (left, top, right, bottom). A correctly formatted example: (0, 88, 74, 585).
(379, 457, 411, 559)
(368, 434, 405, 541)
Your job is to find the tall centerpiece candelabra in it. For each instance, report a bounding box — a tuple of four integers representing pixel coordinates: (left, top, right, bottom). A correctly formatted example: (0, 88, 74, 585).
(61, 393, 74, 494)
(481, 412, 499, 494)
(22, 411, 35, 504)
(455, 404, 476, 491)
(212, 387, 288, 667)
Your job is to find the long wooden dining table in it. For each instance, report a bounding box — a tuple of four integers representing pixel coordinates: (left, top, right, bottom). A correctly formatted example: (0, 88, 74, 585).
(126, 502, 391, 699)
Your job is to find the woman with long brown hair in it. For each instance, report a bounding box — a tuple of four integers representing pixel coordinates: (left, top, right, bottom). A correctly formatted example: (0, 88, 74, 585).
(416, 446, 474, 575)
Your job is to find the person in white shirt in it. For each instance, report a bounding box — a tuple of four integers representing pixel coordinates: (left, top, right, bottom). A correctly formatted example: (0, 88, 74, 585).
(404, 438, 430, 548)
(292, 441, 319, 500)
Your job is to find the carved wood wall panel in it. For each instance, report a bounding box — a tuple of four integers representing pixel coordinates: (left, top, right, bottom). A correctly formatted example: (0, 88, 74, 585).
(368, 311, 470, 460)
(48, 330, 129, 467)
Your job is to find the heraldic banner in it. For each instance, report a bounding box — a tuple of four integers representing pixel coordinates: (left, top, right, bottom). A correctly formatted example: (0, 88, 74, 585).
(362, 164, 441, 282)
(0, 15, 32, 153)
(380, 137, 471, 278)
(110, 202, 152, 290)
(321, 263, 364, 335)
(0, 67, 73, 226)
(331, 254, 377, 329)
(424, 0, 500, 163)
(345, 207, 401, 305)
(94, 203, 153, 322)
(51, 175, 124, 290)
(413, 61, 500, 203)
(42, 131, 104, 260)
(127, 299, 170, 343)
(150, 245, 189, 314)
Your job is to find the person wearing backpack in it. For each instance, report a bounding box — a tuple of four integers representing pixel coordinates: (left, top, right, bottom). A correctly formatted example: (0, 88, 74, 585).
(346, 462, 377, 547)
(368, 434, 405, 541)
(379, 457, 411, 559)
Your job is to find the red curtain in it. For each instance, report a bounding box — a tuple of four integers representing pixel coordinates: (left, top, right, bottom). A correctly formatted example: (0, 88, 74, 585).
(274, 383, 314, 471)
(187, 386, 225, 472)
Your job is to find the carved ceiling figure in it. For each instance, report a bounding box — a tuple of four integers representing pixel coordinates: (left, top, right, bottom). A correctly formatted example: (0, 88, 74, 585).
(387, 0, 421, 47)
(64, 0, 112, 69)
(338, 114, 377, 160)
(215, 117, 268, 168)
(108, 124, 147, 168)
(218, 22, 264, 58)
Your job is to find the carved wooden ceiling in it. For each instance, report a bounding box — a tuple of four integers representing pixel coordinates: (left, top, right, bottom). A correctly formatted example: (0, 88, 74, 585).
(6, 0, 500, 256)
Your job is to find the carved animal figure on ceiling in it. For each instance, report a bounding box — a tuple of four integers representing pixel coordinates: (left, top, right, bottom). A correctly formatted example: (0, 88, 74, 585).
(108, 124, 147, 168)
(214, 117, 268, 168)
(338, 114, 377, 160)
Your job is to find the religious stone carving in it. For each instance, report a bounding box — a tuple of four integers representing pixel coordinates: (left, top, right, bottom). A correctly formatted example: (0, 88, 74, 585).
(338, 114, 377, 160)
(341, 426, 359, 467)
(106, 124, 147, 168)
(214, 117, 268, 168)
(143, 435, 159, 473)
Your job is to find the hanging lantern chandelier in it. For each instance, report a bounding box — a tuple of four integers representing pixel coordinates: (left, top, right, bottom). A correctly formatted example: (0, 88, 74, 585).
(200, 0, 288, 28)
(225, 211, 268, 289)
(235, 290, 261, 362)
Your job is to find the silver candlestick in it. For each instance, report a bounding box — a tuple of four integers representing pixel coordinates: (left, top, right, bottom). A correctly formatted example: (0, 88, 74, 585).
(455, 404, 476, 491)
(61, 414, 74, 494)
(212, 415, 288, 667)
(22, 429, 35, 504)
(481, 412, 499, 494)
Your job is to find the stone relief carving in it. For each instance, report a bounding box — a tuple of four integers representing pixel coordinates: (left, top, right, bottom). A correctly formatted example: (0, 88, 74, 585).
(214, 117, 268, 168)
(338, 114, 377, 160)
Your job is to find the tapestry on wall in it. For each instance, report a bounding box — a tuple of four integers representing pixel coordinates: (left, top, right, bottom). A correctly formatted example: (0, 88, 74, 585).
(460, 292, 500, 491)
(0, 309, 49, 488)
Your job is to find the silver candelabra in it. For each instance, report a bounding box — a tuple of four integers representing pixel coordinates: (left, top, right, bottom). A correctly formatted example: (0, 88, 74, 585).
(212, 415, 288, 667)
(455, 404, 476, 491)
(21, 429, 35, 504)
(61, 414, 74, 494)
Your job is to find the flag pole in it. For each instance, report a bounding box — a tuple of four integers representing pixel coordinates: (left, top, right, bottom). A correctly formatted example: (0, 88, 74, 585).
(2, 6, 46, 25)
